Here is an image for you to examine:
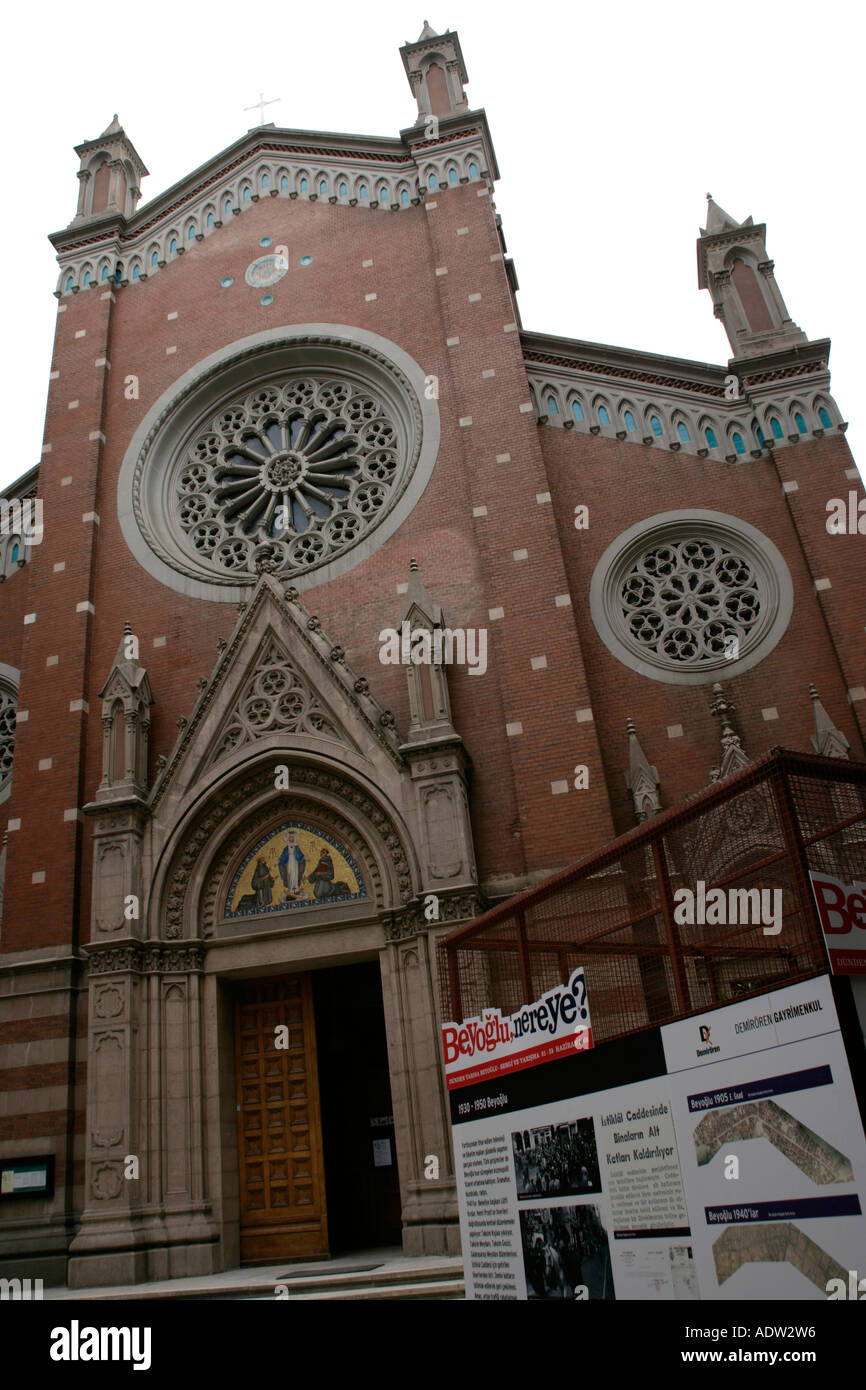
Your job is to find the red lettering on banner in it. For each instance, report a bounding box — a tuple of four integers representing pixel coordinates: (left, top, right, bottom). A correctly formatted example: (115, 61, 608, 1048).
(812, 878, 850, 935)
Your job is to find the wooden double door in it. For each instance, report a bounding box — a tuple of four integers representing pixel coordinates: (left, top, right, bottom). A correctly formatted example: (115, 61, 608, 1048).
(235, 975, 329, 1263)
(234, 964, 402, 1264)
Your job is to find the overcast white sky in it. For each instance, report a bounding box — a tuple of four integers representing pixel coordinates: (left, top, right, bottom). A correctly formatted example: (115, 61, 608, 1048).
(3, 0, 863, 492)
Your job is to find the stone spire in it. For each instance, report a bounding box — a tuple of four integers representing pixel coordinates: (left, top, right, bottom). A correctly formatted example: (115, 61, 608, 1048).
(709, 683, 752, 781)
(70, 115, 148, 227)
(400, 22, 469, 122)
(624, 719, 662, 823)
(809, 684, 850, 759)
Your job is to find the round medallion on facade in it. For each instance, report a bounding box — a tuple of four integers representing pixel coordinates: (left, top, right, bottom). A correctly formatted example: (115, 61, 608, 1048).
(118, 327, 440, 601)
(0, 663, 19, 805)
(589, 510, 793, 685)
(244, 254, 287, 289)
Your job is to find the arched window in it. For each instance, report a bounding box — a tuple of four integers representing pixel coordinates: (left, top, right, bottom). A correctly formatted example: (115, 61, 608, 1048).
(677, 421, 690, 442)
(299, 177, 308, 193)
(770, 417, 783, 439)
(705, 427, 718, 449)
(794, 413, 806, 434)
(468, 162, 479, 179)
(151, 250, 158, 267)
(546, 396, 559, 416)
(243, 185, 251, 202)
(401, 189, 409, 205)
(449, 167, 458, 184)
(819, 407, 832, 429)
(187, 224, 195, 241)
(100, 265, 109, 282)
(206, 211, 214, 228)
(169, 237, 177, 254)
(339, 181, 347, 197)
(428, 172, 438, 190)
(115, 262, 123, 283)
(318, 179, 327, 196)
(261, 173, 269, 189)
(223, 196, 233, 215)
(733, 433, 745, 454)
(359, 183, 367, 200)
(64, 273, 74, 292)
(280, 174, 288, 191)
(756, 425, 765, 447)
(731, 258, 773, 333)
(650, 416, 663, 436)
(624, 411, 636, 432)
(379, 185, 388, 203)
(572, 401, 584, 422)
(598, 406, 610, 426)
(132, 265, 141, 281)
(83, 270, 91, 288)
(10, 543, 19, 564)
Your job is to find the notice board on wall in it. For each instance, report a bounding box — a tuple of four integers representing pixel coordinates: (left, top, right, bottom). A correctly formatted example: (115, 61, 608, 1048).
(443, 974, 866, 1300)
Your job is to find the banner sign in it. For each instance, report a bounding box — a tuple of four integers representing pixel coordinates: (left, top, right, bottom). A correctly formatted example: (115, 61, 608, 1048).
(809, 871, 866, 975)
(441, 967, 591, 1091)
(446, 974, 866, 1300)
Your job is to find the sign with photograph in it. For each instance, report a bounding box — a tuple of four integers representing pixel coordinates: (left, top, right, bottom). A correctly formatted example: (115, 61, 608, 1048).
(445, 974, 866, 1300)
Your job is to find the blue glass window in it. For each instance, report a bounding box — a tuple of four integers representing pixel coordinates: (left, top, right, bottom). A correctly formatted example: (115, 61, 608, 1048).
(339, 181, 347, 197)
(300, 177, 308, 193)
(449, 167, 458, 184)
(401, 189, 409, 204)
(651, 416, 663, 436)
(10, 544, 19, 564)
(115, 263, 123, 282)
(151, 250, 158, 267)
(319, 179, 327, 196)
(819, 407, 832, 428)
(261, 173, 269, 189)
(794, 413, 806, 434)
(546, 396, 559, 416)
(733, 433, 745, 454)
(300, 255, 313, 266)
(280, 174, 288, 191)
(64, 274, 73, 292)
(428, 173, 438, 190)
(572, 401, 584, 422)
(468, 162, 479, 178)
(379, 185, 388, 202)
(677, 421, 690, 442)
(259, 236, 271, 247)
(770, 417, 783, 439)
(359, 183, 368, 200)
(223, 197, 232, 215)
(132, 265, 140, 281)
(169, 237, 177, 254)
(221, 276, 233, 288)
(756, 426, 765, 446)
(705, 427, 718, 449)
(624, 411, 636, 432)
(206, 211, 214, 228)
(100, 265, 109, 282)
(83, 270, 91, 287)
(243, 186, 251, 202)
(261, 294, 274, 306)
(187, 224, 195, 240)
(598, 406, 610, 426)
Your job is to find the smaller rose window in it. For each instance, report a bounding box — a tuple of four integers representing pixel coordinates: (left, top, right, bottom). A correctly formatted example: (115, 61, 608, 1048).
(244, 255, 288, 289)
(0, 686, 16, 795)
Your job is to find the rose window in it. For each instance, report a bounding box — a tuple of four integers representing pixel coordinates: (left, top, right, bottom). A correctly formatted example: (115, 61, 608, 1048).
(0, 686, 16, 795)
(590, 512, 793, 686)
(171, 376, 403, 580)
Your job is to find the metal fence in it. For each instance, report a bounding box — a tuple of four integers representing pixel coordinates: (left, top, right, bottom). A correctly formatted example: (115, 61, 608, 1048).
(438, 749, 866, 1042)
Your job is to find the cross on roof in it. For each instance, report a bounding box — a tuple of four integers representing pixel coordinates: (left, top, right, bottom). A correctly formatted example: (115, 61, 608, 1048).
(244, 92, 280, 125)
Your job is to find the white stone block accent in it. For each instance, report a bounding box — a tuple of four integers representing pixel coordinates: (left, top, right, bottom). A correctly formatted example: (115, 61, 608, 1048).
(61, 476, 72, 486)
(459, 416, 473, 427)
(7, 818, 21, 831)
(68, 399, 79, 409)
(41, 443, 52, 454)
(100, 291, 115, 302)
(504, 322, 518, 332)
(554, 594, 571, 607)
(69, 699, 89, 713)
(15, 711, 28, 723)
(153, 636, 167, 647)
(166, 345, 177, 355)
(468, 293, 481, 303)
(536, 492, 551, 504)
(94, 357, 109, 369)
(496, 453, 511, 463)
(365, 293, 377, 302)
(50, 371, 60, 379)
(46, 656, 58, 667)
(488, 606, 505, 620)
(473, 506, 488, 517)
(762, 707, 779, 721)
(82, 512, 100, 525)
(519, 403, 533, 413)
(38, 758, 52, 771)
(845, 468, 860, 481)
(530, 655, 548, 670)
(814, 578, 831, 592)
(74, 329, 86, 339)
(167, 311, 178, 320)
(782, 480, 799, 494)
(489, 253, 503, 262)
(477, 188, 489, 197)
(457, 227, 469, 236)
(63, 809, 83, 822)
(667, 724, 684, 739)
(848, 686, 866, 703)
(362, 259, 374, 267)
(32, 871, 46, 884)
(513, 548, 528, 561)
(76, 601, 95, 614)
(53, 562, 65, 572)
(57, 304, 67, 313)
(575, 709, 593, 723)
(396, 582, 408, 594)
(482, 369, 496, 378)
(425, 201, 437, 210)
(506, 721, 523, 737)
(551, 780, 569, 795)
(89, 430, 105, 442)
(24, 613, 36, 625)
(435, 267, 448, 276)
(446, 336, 460, 346)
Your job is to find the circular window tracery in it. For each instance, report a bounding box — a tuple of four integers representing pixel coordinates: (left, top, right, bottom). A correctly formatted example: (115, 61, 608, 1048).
(120, 329, 438, 599)
(589, 511, 793, 685)
(0, 671, 18, 803)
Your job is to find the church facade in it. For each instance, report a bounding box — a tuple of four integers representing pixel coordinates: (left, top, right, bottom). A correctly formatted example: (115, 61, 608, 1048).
(0, 24, 863, 1287)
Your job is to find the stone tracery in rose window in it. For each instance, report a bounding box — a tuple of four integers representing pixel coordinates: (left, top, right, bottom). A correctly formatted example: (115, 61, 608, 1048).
(0, 686, 16, 795)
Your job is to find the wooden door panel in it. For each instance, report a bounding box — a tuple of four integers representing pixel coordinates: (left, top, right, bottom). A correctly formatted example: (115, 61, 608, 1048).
(235, 975, 329, 1262)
